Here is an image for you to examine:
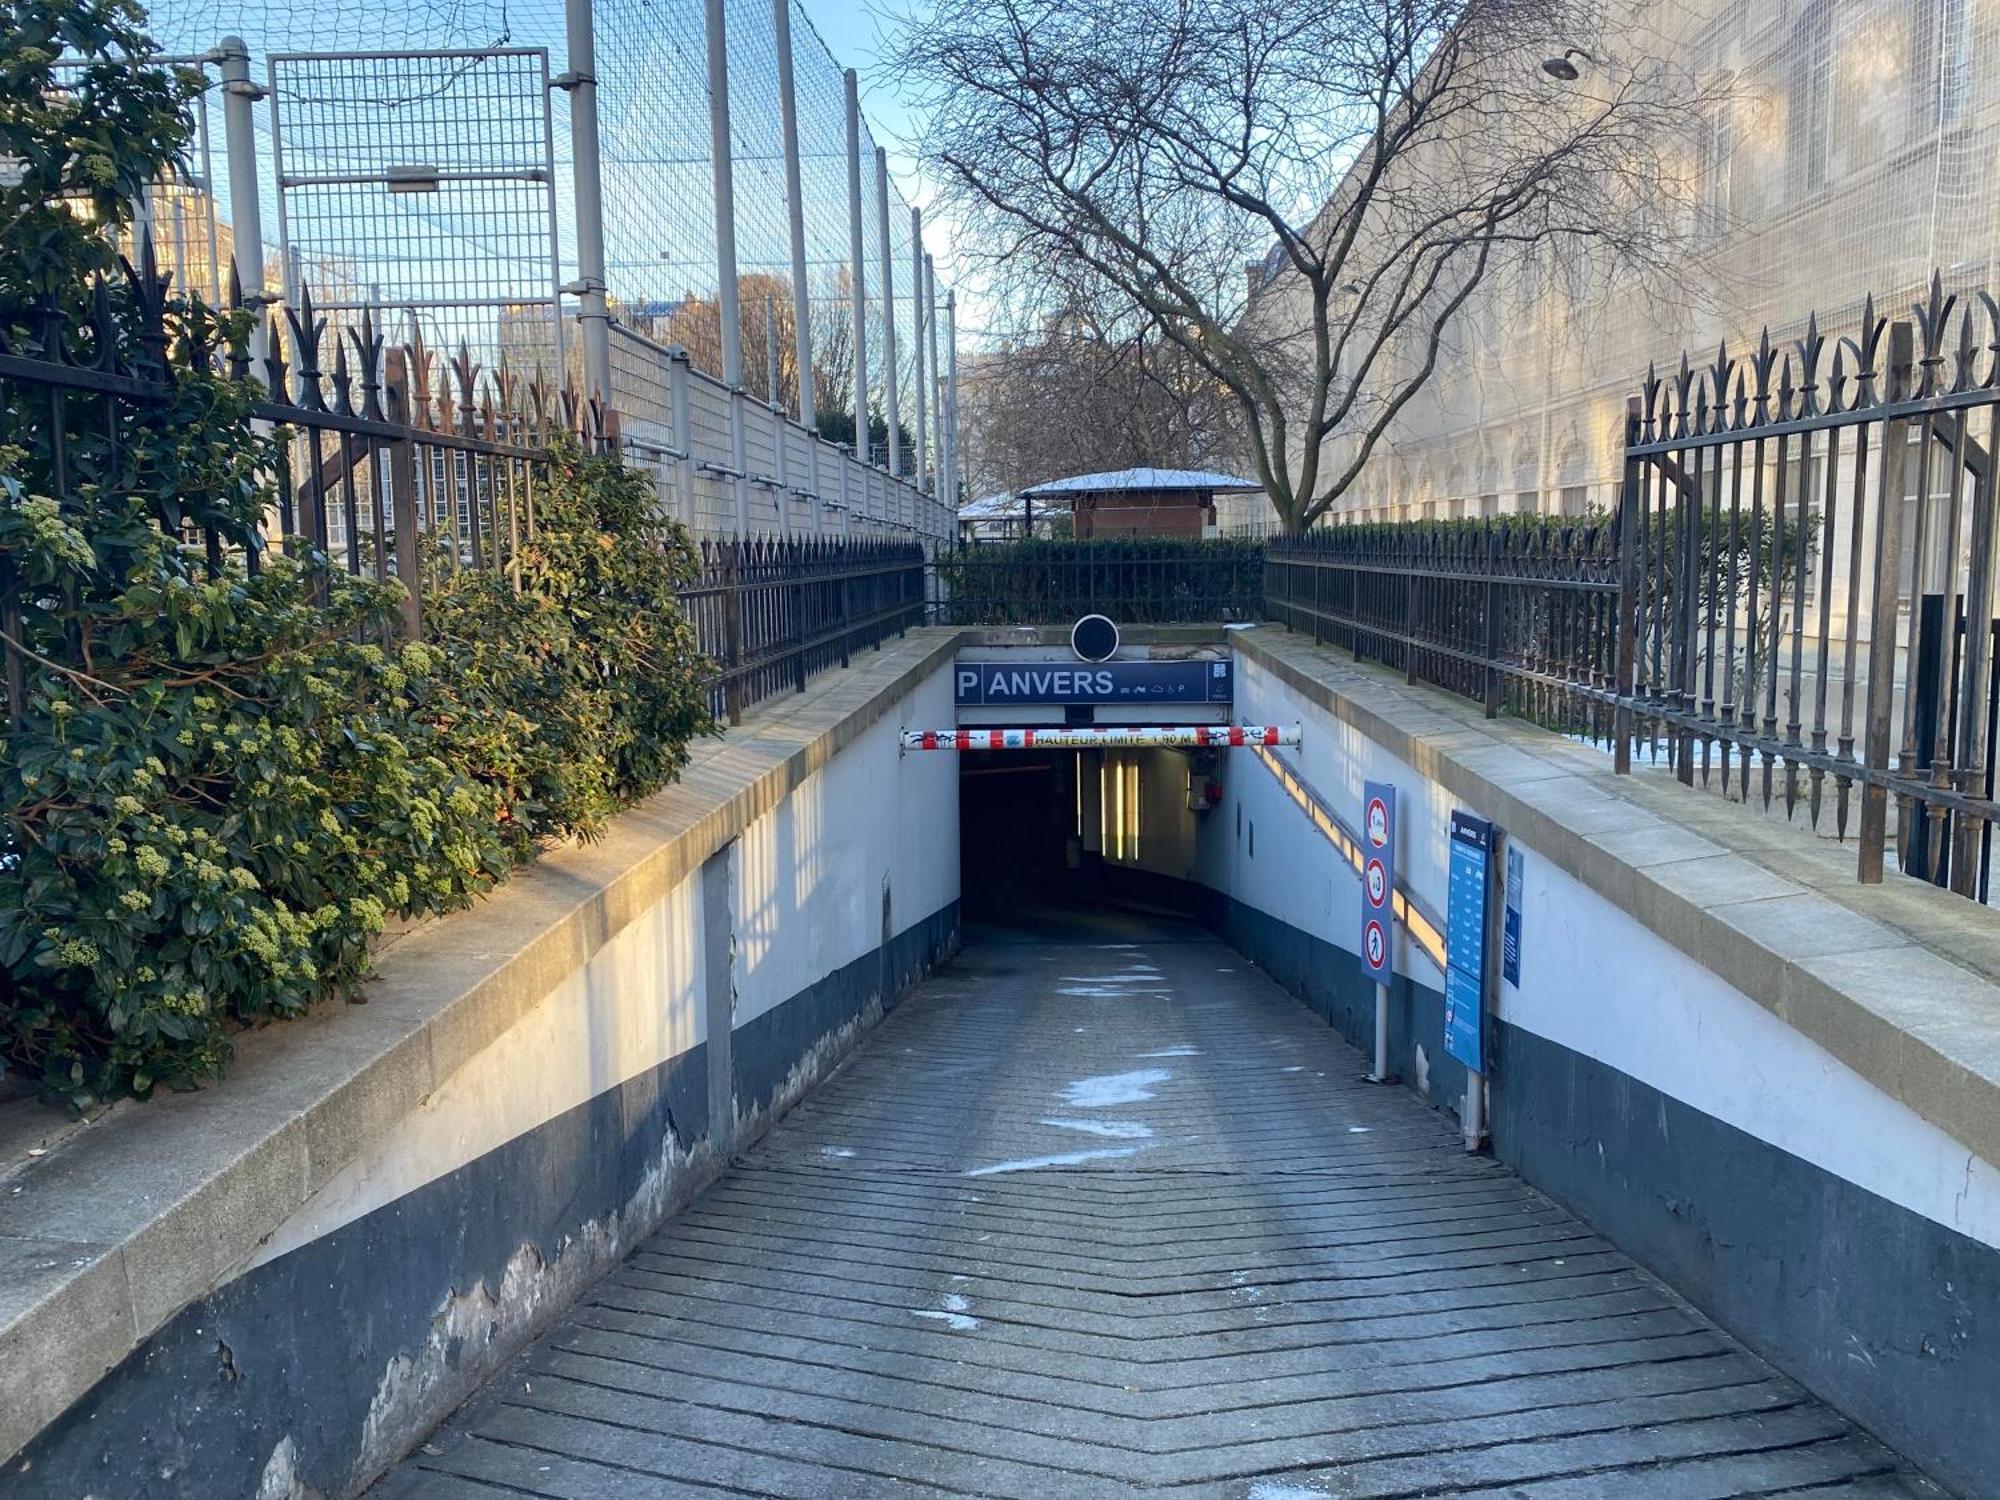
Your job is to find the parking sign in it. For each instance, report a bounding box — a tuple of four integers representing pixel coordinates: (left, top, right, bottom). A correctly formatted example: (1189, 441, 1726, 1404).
(1360, 781, 1395, 982)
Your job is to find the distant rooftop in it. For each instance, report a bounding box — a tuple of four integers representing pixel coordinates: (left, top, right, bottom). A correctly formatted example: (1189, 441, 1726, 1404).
(958, 491, 1024, 520)
(1017, 467, 1262, 500)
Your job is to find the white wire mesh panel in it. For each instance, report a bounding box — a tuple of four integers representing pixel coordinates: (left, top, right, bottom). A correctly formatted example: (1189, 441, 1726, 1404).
(268, 49, 561, 367)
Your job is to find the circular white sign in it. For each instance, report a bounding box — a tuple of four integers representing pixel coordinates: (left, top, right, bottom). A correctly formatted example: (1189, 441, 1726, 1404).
(1364, 918, 1387, 968)
(1365, 858, 1387, 906)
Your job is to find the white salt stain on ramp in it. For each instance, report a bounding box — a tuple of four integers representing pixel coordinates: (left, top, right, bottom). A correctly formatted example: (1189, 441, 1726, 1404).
(1140, 1045, 1200, 1057)
(1247, 1481, 1329, 1499)
(1041, 1118, 1153, 1139)
(965, 1146, 1142, 1177)
(1063, 1069, 1171, 1108)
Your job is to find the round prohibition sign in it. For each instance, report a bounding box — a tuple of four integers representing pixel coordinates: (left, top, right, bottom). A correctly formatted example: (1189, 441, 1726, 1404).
(1363, 918, 1388, 969)
(1366, 796, 1390, 848)
(1365, 857, 1388, 906)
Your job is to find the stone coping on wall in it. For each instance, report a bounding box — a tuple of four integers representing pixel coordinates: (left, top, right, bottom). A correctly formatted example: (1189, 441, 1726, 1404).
(0, 628, 963, 1469)
(1233, 626, 2000, 1183)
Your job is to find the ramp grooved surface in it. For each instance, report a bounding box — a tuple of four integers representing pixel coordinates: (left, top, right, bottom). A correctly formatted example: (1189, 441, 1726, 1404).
(373, 917, 1940, 1498)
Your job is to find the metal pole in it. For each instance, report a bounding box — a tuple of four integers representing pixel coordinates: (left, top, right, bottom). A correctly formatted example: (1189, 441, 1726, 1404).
(925, 249, 942, 500)
(562, 0, 614, 406)
(945, 287, 959, 510)
(843, 70, 869, 468)
(703, 0, 748, 535)
(705, 0, 743, 389)
(1369, 981, 1391, 1083)
(775, 0, 817, 431)
(911, 207, 929, 496)
(875, 146, 901, 479)
(216, 37, 270, 378)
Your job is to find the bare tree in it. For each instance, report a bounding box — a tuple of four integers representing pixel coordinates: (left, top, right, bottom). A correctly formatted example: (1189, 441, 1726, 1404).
(895, 0, 1700, 532)
(959, 309, 1241, 498)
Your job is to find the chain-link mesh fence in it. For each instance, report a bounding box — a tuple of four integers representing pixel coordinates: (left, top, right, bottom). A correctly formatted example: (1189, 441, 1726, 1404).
(130, 0, 948, 481)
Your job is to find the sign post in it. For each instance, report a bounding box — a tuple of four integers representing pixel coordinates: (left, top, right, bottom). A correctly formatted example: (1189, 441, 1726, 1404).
(1445, 810, 1496, 1152)
(1359, 781, 1396, 1083)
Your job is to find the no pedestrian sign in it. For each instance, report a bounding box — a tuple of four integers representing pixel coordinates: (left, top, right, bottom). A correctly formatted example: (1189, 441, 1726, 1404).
(1359, 781, 1395, 983)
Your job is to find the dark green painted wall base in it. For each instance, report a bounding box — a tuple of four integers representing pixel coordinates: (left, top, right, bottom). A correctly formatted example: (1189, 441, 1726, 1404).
(7, 899, 960, 1500)
(1202, 887, 1996, 1500)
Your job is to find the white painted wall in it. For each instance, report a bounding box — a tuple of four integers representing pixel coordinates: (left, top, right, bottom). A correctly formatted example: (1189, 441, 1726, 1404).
(255, 662, 961, 1265)
(1204, 649, 2000, 1252)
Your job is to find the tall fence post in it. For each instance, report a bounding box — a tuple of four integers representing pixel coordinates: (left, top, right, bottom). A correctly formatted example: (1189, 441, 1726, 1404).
(874, 147, 901, 482)
(1481, 529, 1501, 718)
(384, 349, 422, 640)
(1859, 320, 1916, 883)
(774, 0, 816, 433)
(216, 37, 271, 380)
(1613, 396, 1644, 775)
(843, 70, 870, 469)
(911, 206, 929, 495)
(560, 0, 614, 407)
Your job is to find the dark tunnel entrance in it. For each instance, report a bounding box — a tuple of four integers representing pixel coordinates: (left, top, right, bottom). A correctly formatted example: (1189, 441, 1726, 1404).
(956, 746, 1217, 929)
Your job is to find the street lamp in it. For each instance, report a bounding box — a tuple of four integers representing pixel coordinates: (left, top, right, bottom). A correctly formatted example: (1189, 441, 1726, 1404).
(1541, 48, 1592, 81)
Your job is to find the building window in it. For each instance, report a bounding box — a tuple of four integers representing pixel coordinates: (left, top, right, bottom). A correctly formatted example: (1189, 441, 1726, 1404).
(1560, 484, 1590, 517)
(1911, 0, 1970, 135)
(1698, 103, 1734, 238)
(1786, 1, 1832, 198)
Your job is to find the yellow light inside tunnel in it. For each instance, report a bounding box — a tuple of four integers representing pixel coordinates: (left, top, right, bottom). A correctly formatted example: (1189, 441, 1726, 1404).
(1251, 746, 1446, 971)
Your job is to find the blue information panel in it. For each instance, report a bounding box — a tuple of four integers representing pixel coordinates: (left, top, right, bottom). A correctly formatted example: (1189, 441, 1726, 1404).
(954, 659, 1232, 706)
(1503, 844, 1524, 988)
(1359, 781, 1396, 983)
(1444, 811, 1495, 1072)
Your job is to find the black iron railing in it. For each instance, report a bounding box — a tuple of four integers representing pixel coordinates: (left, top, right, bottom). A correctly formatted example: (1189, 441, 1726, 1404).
(0, 235, 928, 735)
(1266, 519, 1622, 740)
(679, 538, 927, 723)
(934, 538, 1264, 625)
(1267, 277, 2000, 903)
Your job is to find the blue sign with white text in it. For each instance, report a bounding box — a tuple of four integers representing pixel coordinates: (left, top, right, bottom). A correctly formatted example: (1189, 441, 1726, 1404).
(1444, 810, 1495, 1073)
(954, 658, 1232, 706)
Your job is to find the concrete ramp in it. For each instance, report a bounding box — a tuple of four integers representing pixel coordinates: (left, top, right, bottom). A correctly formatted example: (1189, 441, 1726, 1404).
(375, 922, 1936, 1498)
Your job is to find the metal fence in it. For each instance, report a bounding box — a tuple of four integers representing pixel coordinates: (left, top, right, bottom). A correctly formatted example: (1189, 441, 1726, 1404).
(1268, 276, 2000, 903)
(1266, 521, 1622, 739)
(935, 540, 1267, 626)
(1, 234, 924, 730)
(129, 0, 962, 536)
(679, 537, 926, 724)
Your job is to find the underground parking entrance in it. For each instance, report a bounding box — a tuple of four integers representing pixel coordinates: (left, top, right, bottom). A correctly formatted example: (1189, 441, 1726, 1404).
(370, 627, 1944, 1498)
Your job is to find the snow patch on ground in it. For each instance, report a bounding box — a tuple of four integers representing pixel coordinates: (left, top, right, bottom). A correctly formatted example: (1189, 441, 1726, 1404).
(1248, 1481, 1329, 1499)
(1139, 1045, 1200, 1057)
(820, 1146, 857, 1158)
(1063, 1069, 1171, 1108)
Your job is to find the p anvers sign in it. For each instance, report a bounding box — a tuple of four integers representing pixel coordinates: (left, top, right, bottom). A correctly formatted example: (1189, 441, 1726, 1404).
(953, 660, 1233, 706)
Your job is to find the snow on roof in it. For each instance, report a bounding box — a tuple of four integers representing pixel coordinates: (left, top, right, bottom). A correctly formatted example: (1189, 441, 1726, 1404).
(957, 491, 1025, 519)
(1017, 466, 1262, 499)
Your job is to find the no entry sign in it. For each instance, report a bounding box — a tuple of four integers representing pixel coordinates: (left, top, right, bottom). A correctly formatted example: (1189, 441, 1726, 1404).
(1359, 781, 1396, 983)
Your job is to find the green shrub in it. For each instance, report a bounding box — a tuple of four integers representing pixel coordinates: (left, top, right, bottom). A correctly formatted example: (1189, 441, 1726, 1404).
(0, 0, 714, 1107)
(422, 441, 714, 856)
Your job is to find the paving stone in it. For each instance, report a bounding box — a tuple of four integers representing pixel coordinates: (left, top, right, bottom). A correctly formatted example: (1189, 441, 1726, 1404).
(373, 919, 1938, 1497)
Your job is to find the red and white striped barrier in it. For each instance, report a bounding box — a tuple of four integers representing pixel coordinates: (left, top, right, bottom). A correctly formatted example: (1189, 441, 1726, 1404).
(900, 724, 1302, 751)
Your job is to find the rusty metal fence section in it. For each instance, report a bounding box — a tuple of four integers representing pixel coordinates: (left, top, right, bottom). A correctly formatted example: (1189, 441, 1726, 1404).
(1, 233, 924, 734)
